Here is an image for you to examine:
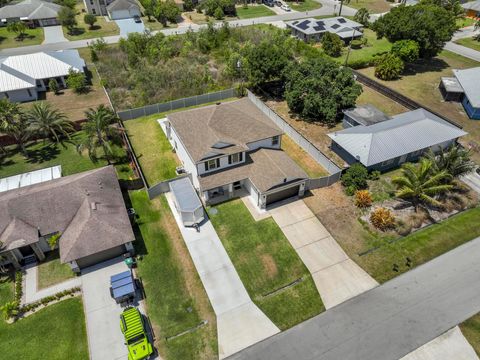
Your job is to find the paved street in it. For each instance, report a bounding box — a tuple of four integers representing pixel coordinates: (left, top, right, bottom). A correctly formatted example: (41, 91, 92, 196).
(228, 236, 480, 360)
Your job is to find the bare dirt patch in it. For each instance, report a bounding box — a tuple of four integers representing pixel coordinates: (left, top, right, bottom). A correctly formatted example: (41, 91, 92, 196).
(261, 254, 279, 280)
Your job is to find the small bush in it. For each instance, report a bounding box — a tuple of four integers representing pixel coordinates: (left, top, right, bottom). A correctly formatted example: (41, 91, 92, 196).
(370, 207, 396, 231)
(374, 52, 404, 80)
(354, 190, 373, 208)
(391, 40, 420, 63)
(214, 7, 224, 20)
(396, 219, 412, 236)
(49, 78, 60, 94)
(341, 163, 369, 195)
(369, 170, 381, 180)
(350, 39, 363, 49)
(66, 68, 88, 93)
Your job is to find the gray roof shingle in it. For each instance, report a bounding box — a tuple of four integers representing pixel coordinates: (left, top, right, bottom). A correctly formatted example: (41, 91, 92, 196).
(0, 0, 61, 20)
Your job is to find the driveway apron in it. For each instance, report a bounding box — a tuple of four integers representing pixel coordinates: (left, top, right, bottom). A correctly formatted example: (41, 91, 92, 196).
(115, 19, 145, 37)
(42, 26, 68, 44)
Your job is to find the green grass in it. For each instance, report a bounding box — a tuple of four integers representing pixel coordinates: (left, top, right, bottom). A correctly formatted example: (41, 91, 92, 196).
(209, 199, 324, 330)
(346, 0, 392, 13)
(37, 251, 75, 290)
(360, 207, 480, 283)
(368, 168, 402, 203)
(456, 17, 477, 28)
(0, 274, 14, 306)
(129, 191, 217, 359)
(287, 0, 322, 11)
(0, 298, 88, 360)
(0, 27, 44, 50)
(461, 313, 480, 357)
(236, 5, 276, 19)
(455, 37, 480, 52)
(63, 3, 119, 40)
(281, 135, 328, 178)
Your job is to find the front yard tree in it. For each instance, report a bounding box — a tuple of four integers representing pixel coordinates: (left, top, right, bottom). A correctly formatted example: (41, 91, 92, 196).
(373, 4, 457, 58)
(425, 145, 476, 178)
(155, 0, 181, 26)
(374, 52, 404, 80)
(0, 99, 30, 156)
(49, 78, 60, 94)
(27, 102, 73, 143)
(144, 0, 156, 21)
(321, 32, 343, 57)
(84, 14, 97, 29)
(419, 0, 464, 16)
(284, 57, 362, 125)
(7, 21, 27, 39)
(214, 6, 224, 20)
(353, 7, 370, 27)
(58, 6, 77, 34)
(391, 40, 420, 63)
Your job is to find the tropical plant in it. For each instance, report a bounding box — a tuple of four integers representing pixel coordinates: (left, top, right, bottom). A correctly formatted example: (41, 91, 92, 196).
(77, 105, 120, 163)
(392, 159, 453, 211)
(84, 14, 97, 29)
(27, 102, 73, 143)
(1, 301, 19, 320)
(355, 190, 373, 208)
(47, 233, 61, 250)
(424, 145, 476, 178)
(0, 99, 30, 155)
(370, 207, 396, 231)
(6, 21, 27, 39)
(321, 32, 343, 57)
(341, 163, 369, 195)
(374, 52, 404, 80)
(353, 7, 370, 27)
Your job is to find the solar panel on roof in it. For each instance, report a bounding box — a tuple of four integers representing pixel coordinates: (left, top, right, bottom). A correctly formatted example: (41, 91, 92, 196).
(316, 21, 324, 26)
(313, 25, 325, 31)
(338, 18, 346, 23)
(292, 21, 298, 25)
(297, 20, 310, 30)
(331, 24, 340, 29)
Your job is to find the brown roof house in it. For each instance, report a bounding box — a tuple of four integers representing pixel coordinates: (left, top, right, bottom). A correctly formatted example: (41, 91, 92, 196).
(165, 98, 309, 209)
(0, 166, 135, 272)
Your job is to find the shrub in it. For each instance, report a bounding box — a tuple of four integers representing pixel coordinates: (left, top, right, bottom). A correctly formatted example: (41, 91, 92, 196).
(1, 301, 19, 320)
(48, 78, 60, 94)
(374, 52, 404, 80)
(350, 39, 362, 49)
(353, 7, 370, 27)
(396, 219, 412, 236)
(370, 207, 396, 231)
(369, 170, 381, 180)
(84, 14, 97, 29)
(355, 190, 373, 208)
(214, 6, 224, 20)
(391, 40, 420, 63)
(47, 233, 61, 250)
(322, 32, 344, 57)
(341, 163, 369, 195)
(66, 68, 88, 93)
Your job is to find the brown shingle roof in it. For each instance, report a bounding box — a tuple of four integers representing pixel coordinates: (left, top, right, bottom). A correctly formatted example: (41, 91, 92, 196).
(167, 98, 283, 163)
(0, 166, 134, 263)
(199, 148, 308, 193)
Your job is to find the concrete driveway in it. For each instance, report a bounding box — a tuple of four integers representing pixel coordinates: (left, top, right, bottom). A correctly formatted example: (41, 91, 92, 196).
(116, 19, 145, 37)
(81, 257, 131, 360)
(269, 199, 378, 309)
(42, 25, 67, 44)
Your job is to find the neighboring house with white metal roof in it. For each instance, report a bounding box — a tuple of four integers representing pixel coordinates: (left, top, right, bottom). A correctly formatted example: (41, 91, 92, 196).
(165, 98, 309, 209)
(0, 50, 86, 103)
(285, 17, 364, 43)
(0, 0, 62, 27)
(328, 106, 468, 171)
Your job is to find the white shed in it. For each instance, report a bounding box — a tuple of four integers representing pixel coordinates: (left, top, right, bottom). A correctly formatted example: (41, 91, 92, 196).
(169, 177, 205, 227)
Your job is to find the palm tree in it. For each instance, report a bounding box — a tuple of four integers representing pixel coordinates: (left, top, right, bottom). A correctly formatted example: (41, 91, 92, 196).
(27, 102, 74, 143)
(1, 301, 18, 320)
(0, 99, 30, 156)
(392, 159, 453, 212)
(77, 105, 120, 164)
(424, 145, 476, 179)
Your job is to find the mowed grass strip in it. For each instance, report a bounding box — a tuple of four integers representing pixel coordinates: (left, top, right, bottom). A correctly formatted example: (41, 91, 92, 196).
(287, 0, 322, 12)
(236, 5, 276, 19)
(0, 298, 88, 360)
(209, 199, 324, 330)
(455, 37, 480, 52)
(0, 27, 44, 50)
(460, 313, 480, 357)
(129, 191, 217, 360)
(281, 135, 329, 178)
(37, 250, 75, 290)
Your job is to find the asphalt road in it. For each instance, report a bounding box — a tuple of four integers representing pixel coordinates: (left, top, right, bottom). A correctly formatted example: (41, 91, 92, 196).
(228, 236, 480, 360)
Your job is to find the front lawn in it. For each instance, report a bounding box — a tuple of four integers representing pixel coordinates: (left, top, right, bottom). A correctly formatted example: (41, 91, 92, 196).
(456, 17, 477, 28)
(63, 3, 119, 40)
(346, 0, 392, 13)
(0, 298, 88, 360)
(37, 251, 75, 290)
(455, 37, 480, 52)
(209, 199, 324, 330)
(0, 27, 44, 50)
(0, 273, 14, 305)
(287, 0, 322, 11)
(461, 313, 480, 356)
(129, 191, 217, 360)
(236, 5, 276, 19)
(281, 135, 328, 178)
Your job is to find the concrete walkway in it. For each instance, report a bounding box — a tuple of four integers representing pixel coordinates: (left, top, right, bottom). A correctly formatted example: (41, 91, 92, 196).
(444, 42, 480, 62)
(23, 262, 81, 304)
(165, 192, 279, 359)
(400, 326, 478, 360)
(268, 199, 378, 309)
(42, 25, 68, 44)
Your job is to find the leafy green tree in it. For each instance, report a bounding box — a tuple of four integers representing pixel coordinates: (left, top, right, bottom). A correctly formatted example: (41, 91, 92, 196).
(392, 159, 453, 211)
(0, 99, 30, 155)
(424, 145, 476, 178)
(48, 78, 60, 94)
(374, 52, 404, 80)
(183, 0, 194, 11)
(391, 40, 420, 63)
(155, 0, 181, 26)
(7, 21, 27, 39)
(214, 6, 224, 20)
(54, 0, 76, 8)
(321, 32, 343, 57)
(66, 68, 88, 93)
(201, 0, 235, 16)
(341, 163, 369, 195)
(284, 57, 362, 125)
(419, 0, 463, 16)
(58, 6, 77, 34)
(77, 105, 120, 164)
(353, 7, 370, 27)
(144, 0, 156, 21)
(27, 102, 73, 143)
(84, 14, 97, 29)
(373, 4, 457, 58)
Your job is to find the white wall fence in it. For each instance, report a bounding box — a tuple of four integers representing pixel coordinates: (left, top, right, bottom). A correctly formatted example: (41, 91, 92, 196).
(246, 90, 343, 190)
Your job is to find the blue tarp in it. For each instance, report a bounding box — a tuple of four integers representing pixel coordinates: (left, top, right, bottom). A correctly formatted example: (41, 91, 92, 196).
(110, 271, 135, 300)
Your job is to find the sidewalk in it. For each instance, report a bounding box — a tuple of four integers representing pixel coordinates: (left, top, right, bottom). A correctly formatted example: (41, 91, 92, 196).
(445, 42, 480, 62)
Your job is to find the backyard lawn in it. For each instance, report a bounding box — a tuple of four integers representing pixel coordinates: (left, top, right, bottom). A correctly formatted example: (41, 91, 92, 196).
(281, 135, 328, 178)
(287, 0, 322, 11)
(37, 251, 75, 290)
(209, 199, 324, 330)
(0, 27, 44, 50)
(128, 191, 217, 359)
(461, 313, 480, 356)
(455, 37, 480, 52)
(236, 5, 276, 19)
(63, 3, 119, 40)
(345, 0, 392, 13)
(0, 298, 88, 360)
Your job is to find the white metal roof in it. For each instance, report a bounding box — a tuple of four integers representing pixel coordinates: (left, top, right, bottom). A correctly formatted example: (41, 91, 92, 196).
(0, 68, 35, 92)
(453, 67, 480, 108)
(0, 165, 62, 193)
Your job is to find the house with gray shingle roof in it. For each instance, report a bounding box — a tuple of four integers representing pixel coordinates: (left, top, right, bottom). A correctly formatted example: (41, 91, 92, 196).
(328, 106, 467, 171)
(165, 98, 309, 209)
(0, 0, 61, 27)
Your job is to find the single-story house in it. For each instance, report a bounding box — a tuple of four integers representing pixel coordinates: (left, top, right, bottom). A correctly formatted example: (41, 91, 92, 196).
(328, 106, 468, 171)
(285, 17, 364, 43)
(0, 166, 135, 273)
(107, 0, 140, 19)
(439, 67, 480, 120)
(0, 0, 61, 27)
(165, 98, 309, 209)
(0, 50, 86, 103)
(462, 0, 480, 17)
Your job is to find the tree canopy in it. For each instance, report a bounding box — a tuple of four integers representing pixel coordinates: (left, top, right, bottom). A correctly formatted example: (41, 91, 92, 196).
(321, 32, 343, 57)
(373, 4, 457, 58)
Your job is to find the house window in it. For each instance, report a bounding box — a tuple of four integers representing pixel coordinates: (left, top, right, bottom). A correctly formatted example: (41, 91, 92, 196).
(228, 152, 242, 164)
(205, 158, 220, 171)
(272, 136, 279, 146)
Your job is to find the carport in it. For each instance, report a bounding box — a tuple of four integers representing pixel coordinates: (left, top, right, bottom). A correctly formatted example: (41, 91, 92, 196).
(169, 177, 205, 227)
